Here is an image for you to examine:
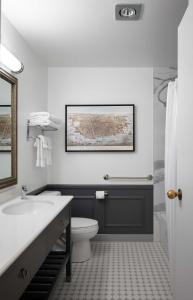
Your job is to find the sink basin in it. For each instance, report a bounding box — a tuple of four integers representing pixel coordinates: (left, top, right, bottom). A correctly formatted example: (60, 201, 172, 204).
(2, 200, 54, 215)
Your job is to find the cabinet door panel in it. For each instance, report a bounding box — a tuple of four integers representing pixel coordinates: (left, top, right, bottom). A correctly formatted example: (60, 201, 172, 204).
(104, 196, 145, 228)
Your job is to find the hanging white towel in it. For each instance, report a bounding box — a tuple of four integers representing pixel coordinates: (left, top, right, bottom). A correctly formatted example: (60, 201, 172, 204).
(42, 136, 52, 166)
(34, 135, 45, 167)
(47, 137, 52, 166)
(34, 137, 40, 167)
(34, 137, 41, 167)
(34, 135, 52, 167)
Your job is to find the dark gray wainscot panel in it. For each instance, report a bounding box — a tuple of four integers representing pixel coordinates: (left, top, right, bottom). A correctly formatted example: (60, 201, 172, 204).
(35, 185, 153, 234)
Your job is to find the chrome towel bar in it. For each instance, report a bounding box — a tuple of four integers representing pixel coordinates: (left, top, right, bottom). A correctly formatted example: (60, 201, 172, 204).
(103, 174, 153, 181)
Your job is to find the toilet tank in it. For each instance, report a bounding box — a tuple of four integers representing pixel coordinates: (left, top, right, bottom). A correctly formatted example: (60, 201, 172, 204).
(39, 190, 61, 196)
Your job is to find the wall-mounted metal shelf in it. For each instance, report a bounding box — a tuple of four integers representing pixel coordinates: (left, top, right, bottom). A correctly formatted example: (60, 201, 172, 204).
(27, 120, 58, 141)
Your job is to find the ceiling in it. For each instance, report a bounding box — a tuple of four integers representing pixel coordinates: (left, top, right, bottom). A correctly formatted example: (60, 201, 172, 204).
(2, 0, 188, 67)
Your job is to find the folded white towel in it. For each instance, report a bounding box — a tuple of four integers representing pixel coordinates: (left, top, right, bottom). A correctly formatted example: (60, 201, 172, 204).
(29, 119, 61, 130)
(30, 116, 61, 125)
(30, 112, 50, 118)
(29, 111, 50, 118)
(29, 112, 61, 125)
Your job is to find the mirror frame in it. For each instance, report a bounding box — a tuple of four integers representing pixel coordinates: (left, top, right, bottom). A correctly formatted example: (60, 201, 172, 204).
(0, 68, 17, 189)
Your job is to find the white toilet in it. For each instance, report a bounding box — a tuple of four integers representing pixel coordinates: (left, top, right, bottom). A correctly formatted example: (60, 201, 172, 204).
(40, 191, 99, 262)
(71, 217, 98, 263)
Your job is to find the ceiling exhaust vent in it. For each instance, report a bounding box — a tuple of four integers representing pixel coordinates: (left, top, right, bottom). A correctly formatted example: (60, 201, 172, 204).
(115, 4, 143, 21)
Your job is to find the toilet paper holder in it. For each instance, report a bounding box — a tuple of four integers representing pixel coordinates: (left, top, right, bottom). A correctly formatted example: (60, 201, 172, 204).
(104, 191, 108, 198)
(95, 191, 108, 199)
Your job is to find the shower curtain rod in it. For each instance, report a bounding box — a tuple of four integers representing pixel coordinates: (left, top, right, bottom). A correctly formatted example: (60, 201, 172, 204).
(154, 75, 178, 107)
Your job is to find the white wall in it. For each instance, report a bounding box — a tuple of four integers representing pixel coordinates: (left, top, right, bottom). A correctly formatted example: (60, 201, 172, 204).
(47, 68, 153, 185)
(0, 15, 48, 203)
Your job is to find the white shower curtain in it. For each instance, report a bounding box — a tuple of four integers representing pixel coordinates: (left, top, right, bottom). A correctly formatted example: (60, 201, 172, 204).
(165, 79, 178, 290)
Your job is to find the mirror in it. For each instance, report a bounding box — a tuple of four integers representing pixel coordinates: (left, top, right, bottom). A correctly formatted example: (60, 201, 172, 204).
(0, 69, 17, 189)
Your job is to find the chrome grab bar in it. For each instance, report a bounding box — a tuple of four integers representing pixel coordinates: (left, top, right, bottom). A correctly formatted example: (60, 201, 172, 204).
(103, 174, 153, 181)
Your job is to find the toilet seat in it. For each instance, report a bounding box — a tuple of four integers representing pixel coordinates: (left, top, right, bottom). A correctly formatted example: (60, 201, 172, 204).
(71, 217, 98, 230)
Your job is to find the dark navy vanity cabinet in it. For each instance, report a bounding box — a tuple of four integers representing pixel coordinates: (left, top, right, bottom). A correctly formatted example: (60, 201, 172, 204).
(0, 203, 71, 300)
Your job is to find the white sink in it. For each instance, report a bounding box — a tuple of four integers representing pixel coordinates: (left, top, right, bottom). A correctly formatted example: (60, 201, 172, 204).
(2, 200, 54, 215)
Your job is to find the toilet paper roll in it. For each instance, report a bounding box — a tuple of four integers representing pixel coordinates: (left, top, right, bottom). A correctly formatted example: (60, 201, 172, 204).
(96, 191, 105, 199)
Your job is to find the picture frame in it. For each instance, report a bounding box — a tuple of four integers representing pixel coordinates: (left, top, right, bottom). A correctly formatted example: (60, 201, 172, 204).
(65, 104, 135, 152)
(0, 105, 12, 152)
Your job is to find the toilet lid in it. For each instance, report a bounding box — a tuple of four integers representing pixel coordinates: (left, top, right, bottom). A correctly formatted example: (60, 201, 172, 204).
(71, 218, 98, 229)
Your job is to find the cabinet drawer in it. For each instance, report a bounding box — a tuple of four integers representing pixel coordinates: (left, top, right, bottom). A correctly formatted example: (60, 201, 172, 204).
(0, 204, 70, 300)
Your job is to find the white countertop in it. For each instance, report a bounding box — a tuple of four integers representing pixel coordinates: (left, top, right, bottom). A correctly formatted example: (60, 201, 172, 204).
(0, 195, 73, 276)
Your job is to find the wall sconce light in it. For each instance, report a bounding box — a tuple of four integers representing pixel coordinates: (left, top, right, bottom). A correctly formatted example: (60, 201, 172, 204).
(0, 44, 24, 73)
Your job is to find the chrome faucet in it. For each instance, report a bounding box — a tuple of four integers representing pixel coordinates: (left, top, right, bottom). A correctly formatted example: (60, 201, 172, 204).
(21, 185, 28, 199)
